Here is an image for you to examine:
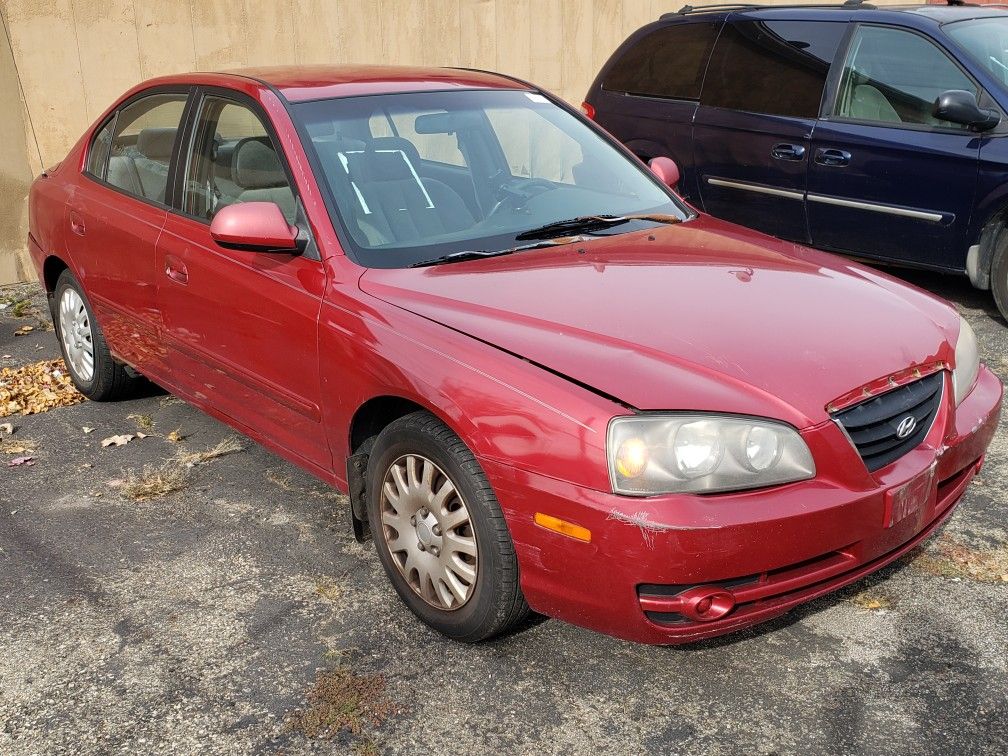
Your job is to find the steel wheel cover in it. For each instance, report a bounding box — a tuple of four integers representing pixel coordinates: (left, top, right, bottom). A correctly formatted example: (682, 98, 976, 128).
(59, 287, 94, 383)
(379, 454, 479, 610)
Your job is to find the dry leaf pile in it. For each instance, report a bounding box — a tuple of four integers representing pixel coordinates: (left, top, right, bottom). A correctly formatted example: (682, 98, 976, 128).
(913, 534, 1008, 584)
(1, 359, 84, 416)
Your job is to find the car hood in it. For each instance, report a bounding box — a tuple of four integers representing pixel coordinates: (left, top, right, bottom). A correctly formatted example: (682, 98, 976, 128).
(358, 216, 958, 428)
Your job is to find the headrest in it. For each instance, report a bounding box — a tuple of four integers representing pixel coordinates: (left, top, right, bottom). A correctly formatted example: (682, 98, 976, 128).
(351, 137, 425, 183)
(136, 128, 177, 160)
(306, 120, 336, 138)
(232, 138, 286, 190)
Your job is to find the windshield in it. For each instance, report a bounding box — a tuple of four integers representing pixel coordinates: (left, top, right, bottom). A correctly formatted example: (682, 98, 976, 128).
(293, 89, 685, 268)
(946, 17, 1008, 87)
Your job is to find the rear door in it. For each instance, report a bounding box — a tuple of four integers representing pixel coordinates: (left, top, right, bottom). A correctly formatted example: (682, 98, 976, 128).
(588, 18, 722, 203)
(807, 24, 981, 268)
(66, 89, 191, 379)
(156, 89, 330, 470)
(693, 17, 846, 243)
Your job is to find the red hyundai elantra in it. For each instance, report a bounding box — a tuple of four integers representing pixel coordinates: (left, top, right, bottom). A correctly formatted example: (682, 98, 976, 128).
(28, 66, 1002, 644)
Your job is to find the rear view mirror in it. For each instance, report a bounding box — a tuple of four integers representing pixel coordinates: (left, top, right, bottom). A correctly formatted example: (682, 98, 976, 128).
(648, 157, 680, 191)
(210, 202, 299, 252)
(933, 90, 1000, 132)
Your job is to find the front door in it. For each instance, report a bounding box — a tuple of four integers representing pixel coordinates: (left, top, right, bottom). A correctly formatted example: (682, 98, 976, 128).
(156, 91, 330, 471)
(693, 18, 847, 243)
(807, 24, 981, 268)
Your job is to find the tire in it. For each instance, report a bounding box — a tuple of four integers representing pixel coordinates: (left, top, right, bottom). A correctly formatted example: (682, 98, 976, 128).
(366, 411, 529, 642)
(992, 239, 1008, 324)
(53, 270, 140, 401)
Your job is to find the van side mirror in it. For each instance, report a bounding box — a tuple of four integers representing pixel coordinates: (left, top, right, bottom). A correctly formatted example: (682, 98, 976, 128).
(933, 90, 1000, 132)
(648, 157, 680, 190)
(210, 202, 299, 252)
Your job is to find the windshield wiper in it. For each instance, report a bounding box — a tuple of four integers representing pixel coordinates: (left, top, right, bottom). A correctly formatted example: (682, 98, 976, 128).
(514, 213, 681, 241)
(409, 239, 573, 268)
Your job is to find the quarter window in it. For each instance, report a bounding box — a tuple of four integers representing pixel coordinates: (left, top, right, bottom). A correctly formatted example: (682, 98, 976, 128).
(834, 25, 978, 128)
(702, 20, 845, 118)
(602, 21, 721, 100)
(183, 97, 297, 223)
(85, 117, 115, 178)
(105, 93, 188, 203)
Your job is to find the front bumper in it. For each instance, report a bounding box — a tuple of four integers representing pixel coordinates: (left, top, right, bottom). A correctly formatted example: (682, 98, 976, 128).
(484, 366, 1002, 645)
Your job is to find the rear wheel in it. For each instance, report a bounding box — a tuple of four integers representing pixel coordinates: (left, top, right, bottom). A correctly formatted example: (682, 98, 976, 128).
(992, 240, 1008, 323)
(366, 411, 529, 642)
(53, 270, 140, 400)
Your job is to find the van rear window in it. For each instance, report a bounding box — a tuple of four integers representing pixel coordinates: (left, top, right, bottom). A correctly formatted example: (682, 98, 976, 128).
(602, 21, 720, 101)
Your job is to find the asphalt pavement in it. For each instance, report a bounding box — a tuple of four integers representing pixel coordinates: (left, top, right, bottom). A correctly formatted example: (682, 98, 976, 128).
(1, 267, 1006, 756)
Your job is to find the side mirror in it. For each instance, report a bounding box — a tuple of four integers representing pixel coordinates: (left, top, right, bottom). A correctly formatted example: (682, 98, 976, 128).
(933, 90, 1000, 132)
(648, 156, 680, 190)
(210, 202, 299, 252)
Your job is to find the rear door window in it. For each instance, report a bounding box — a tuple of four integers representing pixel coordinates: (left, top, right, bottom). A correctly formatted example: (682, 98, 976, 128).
(834, 25, 978, 129)
(602, 20, 721, 100)
(105, 93, 188, 204)
(701, 20, 846, 118)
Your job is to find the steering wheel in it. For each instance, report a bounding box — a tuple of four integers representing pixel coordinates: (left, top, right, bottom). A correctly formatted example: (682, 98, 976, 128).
(484, 177, 554, 223)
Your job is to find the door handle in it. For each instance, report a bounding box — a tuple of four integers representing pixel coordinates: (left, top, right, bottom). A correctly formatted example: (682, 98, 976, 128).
(815, 148, 852, 167)
(69, 211, 85, 236)
(165, 258, 188, 284)
(771, 143, 806, 161)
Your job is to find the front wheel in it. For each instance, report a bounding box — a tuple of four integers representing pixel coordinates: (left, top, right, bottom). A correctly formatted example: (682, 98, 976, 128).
(53, 270, 141, 401)
(366, 411, 529, 642)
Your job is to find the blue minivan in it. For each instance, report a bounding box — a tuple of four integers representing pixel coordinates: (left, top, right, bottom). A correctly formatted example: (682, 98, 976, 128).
(584, 3, 1008, 321)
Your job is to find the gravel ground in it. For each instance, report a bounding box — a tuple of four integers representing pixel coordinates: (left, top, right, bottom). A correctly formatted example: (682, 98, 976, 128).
(0, 268, 1006, 756)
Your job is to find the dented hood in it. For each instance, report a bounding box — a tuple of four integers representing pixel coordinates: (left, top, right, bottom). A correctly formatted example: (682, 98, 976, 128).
(358, 216, 958, 428)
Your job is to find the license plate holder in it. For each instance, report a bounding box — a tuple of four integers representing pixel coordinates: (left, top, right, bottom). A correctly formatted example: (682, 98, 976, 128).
(883, 463, 937, 529)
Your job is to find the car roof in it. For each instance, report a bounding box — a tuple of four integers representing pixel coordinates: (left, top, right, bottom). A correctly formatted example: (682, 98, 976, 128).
(661, 3, 1008, 26)
(203, 65, 530, 102)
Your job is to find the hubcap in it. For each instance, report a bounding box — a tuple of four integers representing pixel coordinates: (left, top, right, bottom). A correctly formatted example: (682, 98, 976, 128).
(380, 454, 478, 610)
(58, 287, 94, 382)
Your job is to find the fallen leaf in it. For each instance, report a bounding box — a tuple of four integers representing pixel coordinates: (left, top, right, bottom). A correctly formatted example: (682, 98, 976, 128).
(82, 426, 94, 434)
(136, 432, 147, 439)
(7, 455, 35, 467)
(1, 355, 11, 359)
(13, 325, 33, 336)
(1, 439, 36, 454)
(0, 359, 85, 416)
(101, 434, 134, 448)
(0, 423, 12, 434)
(166, 429, 184, 443)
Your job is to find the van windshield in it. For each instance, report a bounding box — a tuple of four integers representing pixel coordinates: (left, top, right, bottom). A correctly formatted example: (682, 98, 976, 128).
(946, 17, 1008, 86)
(293, 89, 684, 268)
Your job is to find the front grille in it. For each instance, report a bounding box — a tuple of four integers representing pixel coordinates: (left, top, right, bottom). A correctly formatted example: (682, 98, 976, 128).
(832, 372, 943, 472)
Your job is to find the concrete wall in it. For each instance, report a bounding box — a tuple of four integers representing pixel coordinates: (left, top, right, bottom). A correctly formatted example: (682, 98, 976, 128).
(0, 0, 905, 284)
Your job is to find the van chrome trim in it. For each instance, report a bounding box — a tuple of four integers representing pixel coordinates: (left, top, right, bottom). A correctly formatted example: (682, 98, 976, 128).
(806, 194, 944, 223)
(705, 177, 804, 200)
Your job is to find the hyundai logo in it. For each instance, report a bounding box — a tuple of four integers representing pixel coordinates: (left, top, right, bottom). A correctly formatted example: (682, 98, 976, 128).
(896, 416, 917, 439)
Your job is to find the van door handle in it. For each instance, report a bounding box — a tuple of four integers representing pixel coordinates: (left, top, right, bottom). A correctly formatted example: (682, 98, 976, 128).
(165, 258, 188, 284)
(815, 148, 852, 167)
(771, 143, 806, 161)
(69, 211, 85, 236)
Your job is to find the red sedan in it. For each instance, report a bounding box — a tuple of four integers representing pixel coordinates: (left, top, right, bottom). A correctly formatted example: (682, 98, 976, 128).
(28, 66, 1002, 644)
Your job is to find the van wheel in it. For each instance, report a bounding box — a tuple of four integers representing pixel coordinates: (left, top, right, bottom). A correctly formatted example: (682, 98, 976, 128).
(366, 411, 529, 642)
(53, 270, 141, 400)
(993, 242, 1008, 323)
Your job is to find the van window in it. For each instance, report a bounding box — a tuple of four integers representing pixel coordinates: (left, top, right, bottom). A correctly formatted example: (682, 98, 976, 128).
(835, 25, 978, 128)
(702, 20, 845, 118)
(602, 21, 720, 100)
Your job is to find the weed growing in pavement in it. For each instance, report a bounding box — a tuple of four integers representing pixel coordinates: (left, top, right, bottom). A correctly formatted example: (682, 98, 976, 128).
(912, 533, 1008, 584)
(285, 666, 394, 744)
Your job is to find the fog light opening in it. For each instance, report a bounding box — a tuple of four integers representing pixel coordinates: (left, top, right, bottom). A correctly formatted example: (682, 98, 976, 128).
(677, 586, 736, 622)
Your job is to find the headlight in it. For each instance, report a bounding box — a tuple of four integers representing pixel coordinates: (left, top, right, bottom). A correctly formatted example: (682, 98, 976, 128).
(608, 415, 815, 496)
(952, 316, 979, 406)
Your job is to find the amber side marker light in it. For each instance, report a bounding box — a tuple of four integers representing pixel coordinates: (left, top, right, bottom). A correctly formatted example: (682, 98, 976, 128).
(534, 512, 591, 543)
